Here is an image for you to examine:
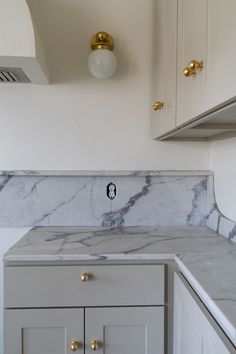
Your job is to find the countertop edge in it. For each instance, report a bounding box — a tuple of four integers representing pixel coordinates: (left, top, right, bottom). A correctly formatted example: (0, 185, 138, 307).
(0, 170, 213, 177)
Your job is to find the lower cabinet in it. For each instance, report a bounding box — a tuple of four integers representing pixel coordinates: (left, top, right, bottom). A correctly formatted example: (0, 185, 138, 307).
(5, 307, 164, 354)
(5, 264, 236, 354)
(173, 273, 233, 354)
(4, 264, 165, 354)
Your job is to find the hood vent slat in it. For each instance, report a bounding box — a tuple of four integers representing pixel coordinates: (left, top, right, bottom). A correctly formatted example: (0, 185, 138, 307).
(0, 68, 30, 83)
(0, 72, 14, 82)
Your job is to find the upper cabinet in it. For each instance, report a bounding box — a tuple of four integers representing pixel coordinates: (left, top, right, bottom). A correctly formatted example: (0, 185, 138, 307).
(207, 0, 236, 109)
(177, 0, 208, 126)
(152, 0, 236, 140)
(151, 0, 178, 138)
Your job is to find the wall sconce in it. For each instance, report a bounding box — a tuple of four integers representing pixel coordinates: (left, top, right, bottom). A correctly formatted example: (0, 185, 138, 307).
(88, 31, 117, 79)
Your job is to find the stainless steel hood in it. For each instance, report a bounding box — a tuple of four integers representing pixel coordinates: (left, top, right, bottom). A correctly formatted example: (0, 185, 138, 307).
(0, 0, 49, 84)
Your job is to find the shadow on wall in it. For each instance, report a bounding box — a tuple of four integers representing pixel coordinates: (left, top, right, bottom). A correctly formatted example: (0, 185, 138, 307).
(27, 0, 134, 84)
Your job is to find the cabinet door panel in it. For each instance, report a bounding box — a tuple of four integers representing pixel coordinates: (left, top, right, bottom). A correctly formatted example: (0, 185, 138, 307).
(5, 309, 84, 354)
(177, 0, 208, 125)
(152, 0, 178, 137)
(174, 274, 234, 354)
(203, 324, 230, 354)
(173, 274, 204, 354)
(207, 0, 236, 109)
(85, 307, 164, 354)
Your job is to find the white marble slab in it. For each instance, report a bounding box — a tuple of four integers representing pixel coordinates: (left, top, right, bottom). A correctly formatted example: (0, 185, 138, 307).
(4, 225, 236, 346)
(0, 171, 235, 243)
(0, 175, 210, 227)
(206, 204, 236, 242)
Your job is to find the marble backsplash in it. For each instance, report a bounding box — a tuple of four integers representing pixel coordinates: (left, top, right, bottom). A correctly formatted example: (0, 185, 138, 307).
(0, 171, 212, 227)
(0, 170, 234, 240)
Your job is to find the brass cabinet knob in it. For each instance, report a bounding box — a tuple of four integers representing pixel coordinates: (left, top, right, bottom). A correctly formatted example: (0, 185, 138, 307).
(90, 340, 102, 351)
(183, 59, 203, 77)
(70, 341, 82, 351)
(153, 101, 164, 111)
(80, 273, 90, 282)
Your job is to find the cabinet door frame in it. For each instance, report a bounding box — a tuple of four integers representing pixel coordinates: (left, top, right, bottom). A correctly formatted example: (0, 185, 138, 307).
(4, 308, 84, 354)
(85, 306, 164, 354)
(176, 0, 208, 126)
(207, 0, 236, 109)
(151, 0, 178, 138)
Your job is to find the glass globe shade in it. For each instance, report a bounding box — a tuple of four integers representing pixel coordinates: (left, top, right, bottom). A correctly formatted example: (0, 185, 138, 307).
(88, 49, 117, 79)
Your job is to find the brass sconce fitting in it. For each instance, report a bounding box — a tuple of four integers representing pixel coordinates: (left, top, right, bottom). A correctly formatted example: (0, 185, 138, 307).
(91, 31, 114, 51)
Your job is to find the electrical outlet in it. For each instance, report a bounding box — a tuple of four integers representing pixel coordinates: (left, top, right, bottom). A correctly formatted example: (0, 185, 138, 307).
(107, 182, 116, 200)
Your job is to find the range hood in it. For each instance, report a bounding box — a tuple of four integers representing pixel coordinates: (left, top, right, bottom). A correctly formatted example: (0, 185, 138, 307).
(0, 0, 49, 84)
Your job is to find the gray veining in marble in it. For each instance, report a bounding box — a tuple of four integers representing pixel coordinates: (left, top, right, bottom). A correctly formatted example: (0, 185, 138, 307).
(4, 226, 231, 261)
(206, 206, 236, 242)
(0, 174, 211, 228)
(4, 225, 236, 345)
(0, 170, 235, 242)
(204, 171, 236, 242)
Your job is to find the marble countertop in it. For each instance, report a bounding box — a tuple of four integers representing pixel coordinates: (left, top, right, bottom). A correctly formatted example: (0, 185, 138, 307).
(4, 225, 236, 346)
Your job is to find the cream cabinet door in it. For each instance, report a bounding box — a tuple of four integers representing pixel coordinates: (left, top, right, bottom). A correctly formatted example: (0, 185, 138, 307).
(173, 274, 204, 354)
(174, 274, 234, 354)
(202, 323, 231, 354)
(4, 308, 84, 354)
(177, 0, 208, 126)
(85, 307, 164, 354)
(207, 0, 236, 111)
(151, 0, 178, 137)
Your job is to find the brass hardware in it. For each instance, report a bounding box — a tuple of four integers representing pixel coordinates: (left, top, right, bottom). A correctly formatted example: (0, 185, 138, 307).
(90, 340, 102, 351)
(80, 273, 90, 282)
(70, 341, 82, 351)
(183, 60, 203, 77)
(153, 101, 164, 111)
(91, 32, 114, 51)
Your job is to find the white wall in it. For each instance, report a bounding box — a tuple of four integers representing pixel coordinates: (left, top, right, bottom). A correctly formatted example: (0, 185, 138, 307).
(0, 0, 209, 170)
(0, 2, 210, 352)
(210, 137, 236, 221)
